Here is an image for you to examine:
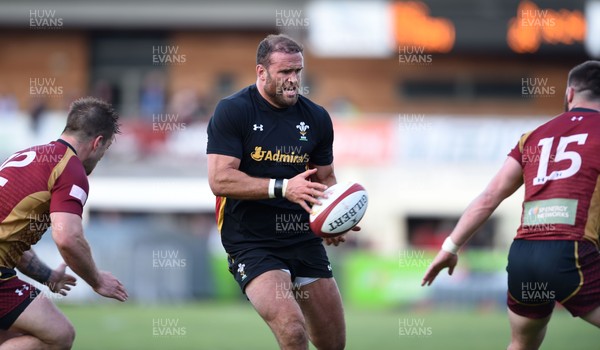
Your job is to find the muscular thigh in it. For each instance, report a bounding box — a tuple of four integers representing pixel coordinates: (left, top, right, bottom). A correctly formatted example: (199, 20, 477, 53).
(245, 270, 305, 325)
(0, 329, 21, 344)
(10, 294, 71, 343)
(297, 277, 345, 336)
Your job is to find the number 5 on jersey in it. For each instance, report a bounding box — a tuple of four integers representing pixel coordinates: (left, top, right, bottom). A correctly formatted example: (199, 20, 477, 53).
(533, 133, 588, 185)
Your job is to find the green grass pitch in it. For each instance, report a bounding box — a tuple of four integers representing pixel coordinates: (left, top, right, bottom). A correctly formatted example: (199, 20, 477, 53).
(60, 302, 597, 349)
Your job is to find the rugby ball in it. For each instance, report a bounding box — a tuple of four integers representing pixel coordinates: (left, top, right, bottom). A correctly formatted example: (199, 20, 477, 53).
(309, 182, 368, 238)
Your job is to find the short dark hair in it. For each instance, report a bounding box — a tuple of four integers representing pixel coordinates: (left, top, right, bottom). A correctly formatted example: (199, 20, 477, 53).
(567, 60, 600, 100)
(63, 97, 120, 142)
(256, 34, 303, 67)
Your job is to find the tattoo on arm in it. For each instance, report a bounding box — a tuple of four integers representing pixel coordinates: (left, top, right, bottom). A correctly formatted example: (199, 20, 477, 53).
(18, 251, 52, 283)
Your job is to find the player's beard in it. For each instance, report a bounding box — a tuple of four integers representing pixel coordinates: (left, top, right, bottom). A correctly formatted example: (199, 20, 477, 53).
(82, 148, 107, 175)
(264, 71, 299, 108)
(82, 157, 100, 175)
(82, 139, 111, 175)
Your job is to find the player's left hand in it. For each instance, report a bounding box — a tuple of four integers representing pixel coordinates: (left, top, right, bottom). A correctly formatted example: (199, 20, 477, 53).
(48, 263, 77, 296)
(421, 250, 458, 287)
(324, 235, 345, 246)
(323, 226, 359, 246)
(285, 168, 328, 213)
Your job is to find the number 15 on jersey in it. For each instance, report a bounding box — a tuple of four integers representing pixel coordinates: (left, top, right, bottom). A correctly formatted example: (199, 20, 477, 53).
(533, 133, 588, 185)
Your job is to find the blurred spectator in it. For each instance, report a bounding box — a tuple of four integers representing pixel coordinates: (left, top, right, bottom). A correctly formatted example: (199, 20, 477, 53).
(330, 96, 359, 117)
(0, 93, 18, 114)
(140, 70, 166, 120)
(92, 79, 116, 104)
(91, 79, 123, 116)
(29, 98, 47, 135)
(167, 88, 208, 124)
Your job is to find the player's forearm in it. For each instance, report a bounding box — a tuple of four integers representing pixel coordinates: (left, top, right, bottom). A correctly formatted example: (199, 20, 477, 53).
(309, 164, 336, 187)
(54, 232, 101, 289)
(450, 191, 500, 247)
(210, 167, 275, 200)
(445, 157, 524, 252)
(15, 249, 52, 283)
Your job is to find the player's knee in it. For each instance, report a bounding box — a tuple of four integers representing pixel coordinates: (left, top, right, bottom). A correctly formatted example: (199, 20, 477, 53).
(48, 321, 75, 350)
(508, 331, 544, 350)
(278, 319, 308, 347)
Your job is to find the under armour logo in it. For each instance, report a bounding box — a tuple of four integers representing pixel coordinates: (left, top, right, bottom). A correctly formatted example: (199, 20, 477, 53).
(253, 124, 264, 131)
(571, 116, 583, 121)
(15, 284, 30, 296)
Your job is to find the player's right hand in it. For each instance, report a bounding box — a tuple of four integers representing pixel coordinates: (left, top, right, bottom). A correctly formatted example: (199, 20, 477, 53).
(421, 250, 458, 287)
(93, 271, 128, 302)
(285, 168, 328, 213)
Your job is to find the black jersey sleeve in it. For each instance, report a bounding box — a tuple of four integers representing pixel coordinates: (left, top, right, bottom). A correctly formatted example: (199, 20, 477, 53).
(309, 107, 334, 166)
(206, 99, 245, 159)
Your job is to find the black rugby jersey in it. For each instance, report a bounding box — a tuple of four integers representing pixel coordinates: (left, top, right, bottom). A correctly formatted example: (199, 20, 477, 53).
(207, 84, 334, 252)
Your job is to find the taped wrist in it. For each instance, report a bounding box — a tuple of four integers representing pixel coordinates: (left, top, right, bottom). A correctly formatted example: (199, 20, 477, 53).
(442, 236, 460, 255)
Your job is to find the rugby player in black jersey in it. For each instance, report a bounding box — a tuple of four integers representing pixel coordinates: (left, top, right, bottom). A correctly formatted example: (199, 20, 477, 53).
(207, 34, 354, 350)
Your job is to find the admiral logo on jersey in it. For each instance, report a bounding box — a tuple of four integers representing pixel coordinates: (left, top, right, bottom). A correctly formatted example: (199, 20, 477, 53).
(250, 146, 309, 164)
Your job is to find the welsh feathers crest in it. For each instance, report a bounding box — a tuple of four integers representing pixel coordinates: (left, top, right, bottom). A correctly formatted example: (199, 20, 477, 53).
(296, 122, 309, 141)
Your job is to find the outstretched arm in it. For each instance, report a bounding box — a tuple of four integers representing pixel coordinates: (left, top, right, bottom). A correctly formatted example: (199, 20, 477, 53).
(422, 156, 523, 286)
(51, 212, 128, 301)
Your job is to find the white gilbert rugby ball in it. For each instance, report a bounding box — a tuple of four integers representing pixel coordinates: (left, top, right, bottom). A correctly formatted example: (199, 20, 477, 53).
(309, 182, 368, 238)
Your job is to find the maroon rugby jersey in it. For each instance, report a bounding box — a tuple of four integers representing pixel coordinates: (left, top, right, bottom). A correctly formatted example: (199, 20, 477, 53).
(508, 108, 600, 247)
(0, 140, 88, 269)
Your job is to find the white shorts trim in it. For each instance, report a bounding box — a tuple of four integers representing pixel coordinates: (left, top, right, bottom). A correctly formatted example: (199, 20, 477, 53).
(280, 269, 320, 287)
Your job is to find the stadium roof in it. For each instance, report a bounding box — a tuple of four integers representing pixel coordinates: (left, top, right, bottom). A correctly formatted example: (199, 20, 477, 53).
(0, 0, 308, 29)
